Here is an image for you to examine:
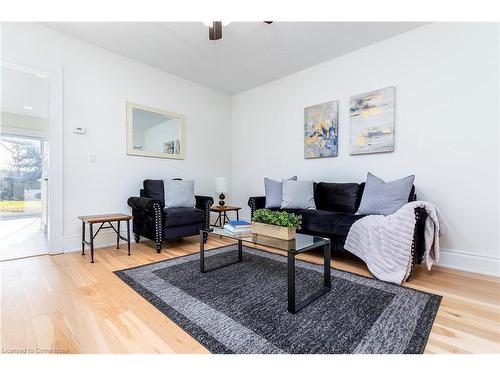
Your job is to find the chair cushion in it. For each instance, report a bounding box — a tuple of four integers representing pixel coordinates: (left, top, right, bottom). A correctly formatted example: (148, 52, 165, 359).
(164, 207, 205, 228)
(314, 182, 360, 214)
(164, 179, 196, 208)
(301, 209, 366, 237)
(143, 179, 165, 206)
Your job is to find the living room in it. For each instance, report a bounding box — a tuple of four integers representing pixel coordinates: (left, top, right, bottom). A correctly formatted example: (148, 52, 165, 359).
(1, 0, 499, 372)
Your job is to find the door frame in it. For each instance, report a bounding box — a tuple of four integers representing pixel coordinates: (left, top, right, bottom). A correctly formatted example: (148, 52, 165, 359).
(1, 61, 64, 254)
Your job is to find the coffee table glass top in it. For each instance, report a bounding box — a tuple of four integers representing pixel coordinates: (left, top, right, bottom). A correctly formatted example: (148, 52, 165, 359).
(205, 227, 329, 253)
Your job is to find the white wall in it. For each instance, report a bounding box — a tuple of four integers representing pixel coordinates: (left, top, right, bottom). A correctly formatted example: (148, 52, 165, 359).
(1, 22, 232, 251)
(232, 23, 500, 276)
(2, 22, 498, 276)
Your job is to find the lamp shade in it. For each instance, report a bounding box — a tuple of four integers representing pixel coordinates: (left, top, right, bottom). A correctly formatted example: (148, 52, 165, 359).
(215, 177, 228, 193)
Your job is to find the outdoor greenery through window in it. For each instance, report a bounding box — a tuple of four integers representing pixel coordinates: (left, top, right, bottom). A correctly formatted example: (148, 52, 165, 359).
(0, 134, 43, 216)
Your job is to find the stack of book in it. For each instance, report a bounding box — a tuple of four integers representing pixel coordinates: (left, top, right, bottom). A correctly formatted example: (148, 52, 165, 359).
(224, 220, 252, 236)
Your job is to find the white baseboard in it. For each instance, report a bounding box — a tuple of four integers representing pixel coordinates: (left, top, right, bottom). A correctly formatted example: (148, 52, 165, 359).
(436, 249, 500, 277)
(64, 229, 138, 253)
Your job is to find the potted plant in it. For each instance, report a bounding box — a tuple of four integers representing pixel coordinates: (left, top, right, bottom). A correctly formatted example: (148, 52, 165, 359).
(251, 209, 302, 240)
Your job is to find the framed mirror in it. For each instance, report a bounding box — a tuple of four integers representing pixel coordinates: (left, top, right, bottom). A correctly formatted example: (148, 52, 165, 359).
(126, 102, 185, 159)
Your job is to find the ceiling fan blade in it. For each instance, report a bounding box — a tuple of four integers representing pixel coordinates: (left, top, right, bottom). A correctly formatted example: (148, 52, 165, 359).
(209, 21, 223, 40)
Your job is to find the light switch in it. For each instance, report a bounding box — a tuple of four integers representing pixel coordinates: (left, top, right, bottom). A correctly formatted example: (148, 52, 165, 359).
(88, 152, 96, 163)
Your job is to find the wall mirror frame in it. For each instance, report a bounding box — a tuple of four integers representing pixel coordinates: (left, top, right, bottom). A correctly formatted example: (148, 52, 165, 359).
(126, 102, 185, 160)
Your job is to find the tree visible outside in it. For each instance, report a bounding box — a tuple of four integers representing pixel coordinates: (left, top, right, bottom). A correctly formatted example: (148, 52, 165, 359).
(0, 135, 43, 214)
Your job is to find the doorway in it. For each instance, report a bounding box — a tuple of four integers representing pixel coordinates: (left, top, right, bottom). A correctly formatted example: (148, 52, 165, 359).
(0, 63, 51, 260)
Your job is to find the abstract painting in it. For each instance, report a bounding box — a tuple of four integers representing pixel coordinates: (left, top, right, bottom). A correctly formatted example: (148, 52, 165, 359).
(304, 100, 338, 159)
(350, 86, 395, 155)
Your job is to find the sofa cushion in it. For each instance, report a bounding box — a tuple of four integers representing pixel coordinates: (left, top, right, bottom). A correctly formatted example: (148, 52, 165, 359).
(358, 182, 416, 207)
(264, 176, 297, 208)
(301, 209, 366, 237)
(356, 173, 415, 215)
(281, 180, 316, 209)
(314, 182, 360, 214)
(143, 179, 165, 206)
(164, 207, 205, 228)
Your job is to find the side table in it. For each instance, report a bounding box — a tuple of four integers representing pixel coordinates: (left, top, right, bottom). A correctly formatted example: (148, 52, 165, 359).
(210, 205, 241, 227)
(78, 213, 133, 263)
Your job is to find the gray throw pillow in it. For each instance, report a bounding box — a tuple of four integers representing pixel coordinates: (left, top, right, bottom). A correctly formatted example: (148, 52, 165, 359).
(356, 173, 415, 216)
(164, 179, 196, 208)
(264, 176, 297, 208)
(281, 180, 316, 210)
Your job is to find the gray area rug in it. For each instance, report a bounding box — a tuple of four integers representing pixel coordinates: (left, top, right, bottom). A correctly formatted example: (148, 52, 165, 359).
(115, 245, 441, 354)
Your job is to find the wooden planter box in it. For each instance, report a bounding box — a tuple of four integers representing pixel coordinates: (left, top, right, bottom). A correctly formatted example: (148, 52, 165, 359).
(251, 222, 296, 240)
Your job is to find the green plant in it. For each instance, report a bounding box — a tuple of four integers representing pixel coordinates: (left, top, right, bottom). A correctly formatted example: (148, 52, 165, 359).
(252, 209, 302, 230)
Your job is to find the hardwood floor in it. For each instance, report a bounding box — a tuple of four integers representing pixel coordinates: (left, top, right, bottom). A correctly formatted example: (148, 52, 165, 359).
(1, 236, 499, 354)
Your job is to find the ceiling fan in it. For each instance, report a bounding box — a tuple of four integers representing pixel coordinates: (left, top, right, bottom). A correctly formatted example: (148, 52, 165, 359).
(204, 21, 273, 41)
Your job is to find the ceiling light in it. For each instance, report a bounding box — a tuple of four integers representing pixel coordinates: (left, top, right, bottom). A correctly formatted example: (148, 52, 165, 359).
(35, 73, 47, 79)
(23, 105, 33, 110)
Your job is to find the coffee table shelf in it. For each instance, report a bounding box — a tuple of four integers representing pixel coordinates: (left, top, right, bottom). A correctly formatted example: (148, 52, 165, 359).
(200, 227, 331, 314)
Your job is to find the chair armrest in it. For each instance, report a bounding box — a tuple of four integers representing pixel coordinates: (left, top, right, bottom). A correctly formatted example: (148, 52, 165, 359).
(195, 195, 214, 210)
(127, 196, 164, 245)
(127, 196, 162, 212)
(195, 195, 214, 231)
(248, 196, 266, 218)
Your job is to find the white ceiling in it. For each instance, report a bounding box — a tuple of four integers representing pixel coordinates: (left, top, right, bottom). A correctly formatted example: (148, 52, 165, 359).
(44, 22, 428, 94)
(1, 65, 49, 118)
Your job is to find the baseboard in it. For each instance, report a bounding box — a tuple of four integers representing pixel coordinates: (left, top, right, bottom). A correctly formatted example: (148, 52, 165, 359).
(64, 230, 140, 253)
(436, 249, 500, 277)
(63, 229, 499, 278)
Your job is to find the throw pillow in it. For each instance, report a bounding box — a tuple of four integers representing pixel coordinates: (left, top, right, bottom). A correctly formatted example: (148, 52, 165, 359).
(356, 173, 415, 215)
(281, 180, 316, 210)
(264, 176, 297, 208)
(164, 179, 196, 208)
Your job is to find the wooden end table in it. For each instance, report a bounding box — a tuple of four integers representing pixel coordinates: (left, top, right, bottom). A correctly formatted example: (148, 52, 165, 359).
(210, 205, 241, 227)
(78, 213, 133, 263)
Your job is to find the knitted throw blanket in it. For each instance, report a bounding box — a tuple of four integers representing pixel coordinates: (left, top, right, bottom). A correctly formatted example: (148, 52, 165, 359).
(344, 201, 449, 284)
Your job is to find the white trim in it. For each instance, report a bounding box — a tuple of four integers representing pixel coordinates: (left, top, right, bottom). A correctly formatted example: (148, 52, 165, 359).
(436, 249, 500, 277)
(0, 126, 48, 139)
(47, 65, 64, 254)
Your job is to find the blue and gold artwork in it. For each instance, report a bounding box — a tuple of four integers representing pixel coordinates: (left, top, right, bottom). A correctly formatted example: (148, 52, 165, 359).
(304, 100, 338, 159)
(350, 87, 395, 155)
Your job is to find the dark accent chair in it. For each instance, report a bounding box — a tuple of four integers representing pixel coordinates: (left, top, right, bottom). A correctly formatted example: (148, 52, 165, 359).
(128, 179, 213, 253)
(248, 182, 428, 275)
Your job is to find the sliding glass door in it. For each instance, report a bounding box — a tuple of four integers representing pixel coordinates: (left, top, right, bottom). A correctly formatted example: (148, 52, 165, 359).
(0, 134, 43, 219)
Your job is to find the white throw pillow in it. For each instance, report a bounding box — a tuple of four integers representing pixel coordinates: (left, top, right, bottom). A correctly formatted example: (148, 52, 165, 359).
(281, 180, 316, 210)
(164, 179, 196, 208)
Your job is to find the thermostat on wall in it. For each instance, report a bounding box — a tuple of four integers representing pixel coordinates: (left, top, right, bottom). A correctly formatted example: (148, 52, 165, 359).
(73, 126, 87, 134)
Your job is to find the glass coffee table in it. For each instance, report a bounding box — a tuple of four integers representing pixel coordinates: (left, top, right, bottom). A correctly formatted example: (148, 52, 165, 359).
(200, 227, 331, 314)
